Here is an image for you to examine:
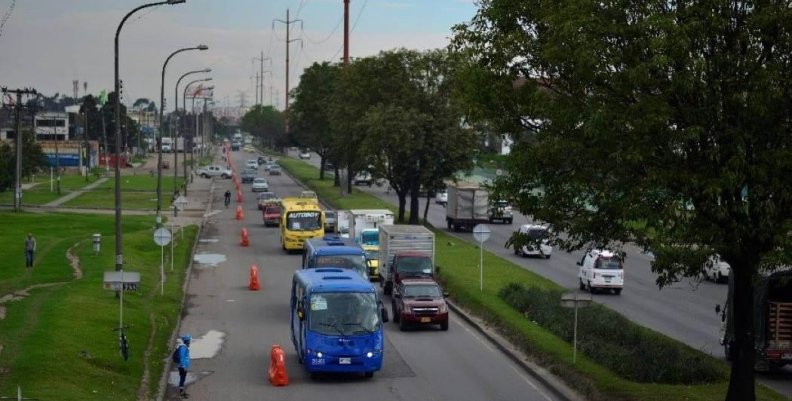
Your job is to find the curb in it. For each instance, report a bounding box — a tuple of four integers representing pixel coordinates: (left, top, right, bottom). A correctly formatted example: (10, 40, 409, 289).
(447, 300, 584, 401)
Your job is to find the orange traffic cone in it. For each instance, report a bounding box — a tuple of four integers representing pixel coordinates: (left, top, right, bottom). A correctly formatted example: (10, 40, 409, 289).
(236, 205, 244, 220)
(236, 189, 243, 203)
(241, 228, 250, 247)
(249, 265, 261, 291)
(269, 344, 289, 386)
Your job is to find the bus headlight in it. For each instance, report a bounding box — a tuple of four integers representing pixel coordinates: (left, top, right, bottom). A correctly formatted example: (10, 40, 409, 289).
(366, 352, 373, 358)
(317, 351, 323, 358)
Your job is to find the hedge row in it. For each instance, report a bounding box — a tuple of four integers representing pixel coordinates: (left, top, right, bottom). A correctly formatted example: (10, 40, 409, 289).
(499, 283, 725, 384)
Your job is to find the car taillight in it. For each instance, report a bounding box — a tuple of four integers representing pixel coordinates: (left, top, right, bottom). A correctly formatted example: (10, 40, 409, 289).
(766, 350, 781, 359)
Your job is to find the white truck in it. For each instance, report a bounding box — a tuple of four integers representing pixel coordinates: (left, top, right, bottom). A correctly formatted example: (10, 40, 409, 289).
(348, 209, 395, 245)
(378, 225, 435, 295)
(446, 182, 490, 232)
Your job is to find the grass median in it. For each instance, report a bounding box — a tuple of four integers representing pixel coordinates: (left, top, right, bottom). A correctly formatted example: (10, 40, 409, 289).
(278, 155, 786, 401)
(0, 212, 197, 401)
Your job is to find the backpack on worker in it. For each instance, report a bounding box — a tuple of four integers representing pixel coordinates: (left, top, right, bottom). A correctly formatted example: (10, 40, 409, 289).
(172, 345, 182, 364)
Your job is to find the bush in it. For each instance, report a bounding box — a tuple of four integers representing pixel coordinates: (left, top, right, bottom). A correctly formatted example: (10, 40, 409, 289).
(499, 283, 725, 385)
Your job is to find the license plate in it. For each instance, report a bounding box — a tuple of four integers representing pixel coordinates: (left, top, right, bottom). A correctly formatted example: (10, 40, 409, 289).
(420, 317, 431, 323)
(604, 279, 611, 283)
(339, 357, 351, 364)
(783, 353, 792, 359)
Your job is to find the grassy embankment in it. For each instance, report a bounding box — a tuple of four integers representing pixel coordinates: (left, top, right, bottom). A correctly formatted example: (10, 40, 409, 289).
(0, 212, 196, 401)
(277, 155, 786, 401)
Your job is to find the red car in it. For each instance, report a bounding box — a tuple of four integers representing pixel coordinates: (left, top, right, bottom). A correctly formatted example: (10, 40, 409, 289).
(391, 278, 449, 331)
(262, 204, 281, 227)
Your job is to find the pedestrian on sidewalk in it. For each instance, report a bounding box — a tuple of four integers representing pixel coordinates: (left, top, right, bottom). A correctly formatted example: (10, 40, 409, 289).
(176, 334, 192, 398)
(24, 233, 36, 268)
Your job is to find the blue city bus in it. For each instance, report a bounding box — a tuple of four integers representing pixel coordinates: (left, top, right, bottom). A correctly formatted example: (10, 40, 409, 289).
(290, 268, 389, 377)
(302, 236, 369, 280)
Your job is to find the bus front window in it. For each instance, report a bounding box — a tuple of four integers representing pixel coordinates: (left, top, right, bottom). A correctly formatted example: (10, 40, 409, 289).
(315, 255, 368, 279)
(309, 292, 380, 335)
(287, 211, 322, 231)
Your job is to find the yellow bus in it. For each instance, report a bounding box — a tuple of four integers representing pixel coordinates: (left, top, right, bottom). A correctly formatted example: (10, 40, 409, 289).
(280, 197, 325, 251)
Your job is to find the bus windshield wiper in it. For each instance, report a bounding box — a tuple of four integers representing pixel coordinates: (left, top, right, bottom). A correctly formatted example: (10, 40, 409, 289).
(319, 322, 344, 335)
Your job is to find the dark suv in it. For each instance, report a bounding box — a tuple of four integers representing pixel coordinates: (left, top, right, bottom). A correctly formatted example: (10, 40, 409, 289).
(391, 278, 449, 331)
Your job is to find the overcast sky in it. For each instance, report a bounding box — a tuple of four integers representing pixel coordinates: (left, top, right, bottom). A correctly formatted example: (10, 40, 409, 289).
(0, 0, 477, 112)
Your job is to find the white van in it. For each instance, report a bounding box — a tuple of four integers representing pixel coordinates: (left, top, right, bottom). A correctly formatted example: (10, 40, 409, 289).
(577, 249, 624, 295)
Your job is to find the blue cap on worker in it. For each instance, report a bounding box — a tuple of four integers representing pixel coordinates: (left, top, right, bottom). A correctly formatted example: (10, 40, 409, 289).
(182, 334, 191, 344)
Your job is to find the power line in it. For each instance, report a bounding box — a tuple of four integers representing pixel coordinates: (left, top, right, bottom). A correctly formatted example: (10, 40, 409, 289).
(351, 0, 368, 32)
(301, 16, 343, 45)
(0, 0, 17, 40)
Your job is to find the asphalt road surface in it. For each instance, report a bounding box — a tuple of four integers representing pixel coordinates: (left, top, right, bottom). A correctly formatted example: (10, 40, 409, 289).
(295, 150, 792, 398)
(168, 150, 560, 401)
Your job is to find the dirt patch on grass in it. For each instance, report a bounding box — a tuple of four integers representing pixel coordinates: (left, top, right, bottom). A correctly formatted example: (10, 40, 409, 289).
(65, 240, 84, 279)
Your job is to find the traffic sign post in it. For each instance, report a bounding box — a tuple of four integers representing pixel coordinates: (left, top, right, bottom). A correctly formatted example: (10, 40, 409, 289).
(560, 292, 592, 364)
(153, 228, 172, 295)
(473, 224, 491, 292)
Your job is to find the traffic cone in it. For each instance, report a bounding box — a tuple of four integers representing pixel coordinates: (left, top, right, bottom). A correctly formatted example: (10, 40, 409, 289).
(236, 189, 243, 203)
(241, 228, 250, 247)
(236, 205, 244, 220)
(249, 265, 261, 291)
(269, 344, 289, 386)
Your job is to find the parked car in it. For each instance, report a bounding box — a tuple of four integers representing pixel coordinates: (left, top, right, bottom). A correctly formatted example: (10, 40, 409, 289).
(353, 172, 372, 186)
(245, 159, 259, 170)
(251, 178, 269, 192)
(240, 169, 257, 184)
(434, 189, 447, 205)
(262, 204, 282, 227)
(256, 191, 279, 210)
(299, 150, 311, 160)
(324, 210, 337, 233)
(391, 278, 449, 331)
(703, 254, 730, 283)
(513, 224, 552, 258)
(269, 165, 282, 175)
(577, 249, 624, 295)
(197, 165, 233, 179)
(489, 200, 513, 224)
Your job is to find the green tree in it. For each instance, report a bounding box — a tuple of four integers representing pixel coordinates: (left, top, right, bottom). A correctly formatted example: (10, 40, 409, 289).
(452, 1, 792, 400)
(241, 105, 284, 149)
(290, 62, 341, 180)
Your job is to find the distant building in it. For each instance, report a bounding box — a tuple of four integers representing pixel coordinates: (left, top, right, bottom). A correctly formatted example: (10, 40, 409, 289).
(34, 112, 69, 141)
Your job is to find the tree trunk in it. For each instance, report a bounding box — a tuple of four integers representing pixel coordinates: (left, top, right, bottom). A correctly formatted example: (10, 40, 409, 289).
(423, 193, 431, 223)
(397, 191, 407, 223)
(347, 170, 353, 195)
(726, 260, 756, 401)
(408, 179, 420, 225)
(333, 167, 340, 187)
(319, 157, 325, 180)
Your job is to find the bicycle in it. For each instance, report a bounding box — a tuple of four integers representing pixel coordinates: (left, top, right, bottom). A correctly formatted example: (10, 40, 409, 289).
(224, 195, 231, 208)
(113, 325, 131, 361)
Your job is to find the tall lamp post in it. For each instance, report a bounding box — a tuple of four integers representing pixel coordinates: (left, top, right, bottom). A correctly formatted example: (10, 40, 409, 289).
(175, 68, 211, 197)
(115, 0, 185, 266)
(157, 45, 208, 222)
(114, 0, 185, 360)
(184, 78, 212, 171)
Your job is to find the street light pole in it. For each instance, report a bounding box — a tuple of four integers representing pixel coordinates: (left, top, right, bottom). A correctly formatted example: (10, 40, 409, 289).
(116, 0, 185, 268)
(175, 68, 211, 197)
(157, 45, 208, 222)
(183, 78, 212, 160)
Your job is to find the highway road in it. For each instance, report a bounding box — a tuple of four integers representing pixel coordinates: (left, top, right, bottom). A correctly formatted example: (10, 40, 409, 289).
(294, 150, 792, 398)
(168, 150, 562, 400)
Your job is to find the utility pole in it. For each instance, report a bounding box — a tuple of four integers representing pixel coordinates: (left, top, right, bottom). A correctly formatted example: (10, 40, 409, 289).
(273, 8, 302, 139)
(253, 51, 271, 107)
(1, 87, 38, 212)
(344, 0, 350, 65)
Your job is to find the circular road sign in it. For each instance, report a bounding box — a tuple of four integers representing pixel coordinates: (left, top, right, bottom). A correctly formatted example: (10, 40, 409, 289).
(473, 223, 492, 243)
(153, 227, 172, 247)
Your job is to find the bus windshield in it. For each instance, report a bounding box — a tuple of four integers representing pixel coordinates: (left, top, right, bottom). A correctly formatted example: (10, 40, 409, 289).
(361, 231, 378, 245)
(308, 292, 380, 335)
(315, 255, 368, 279)
(287, 211, 322, 231)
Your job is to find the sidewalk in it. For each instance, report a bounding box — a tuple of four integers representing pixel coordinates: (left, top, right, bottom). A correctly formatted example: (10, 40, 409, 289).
(43, 177, 109, 207)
